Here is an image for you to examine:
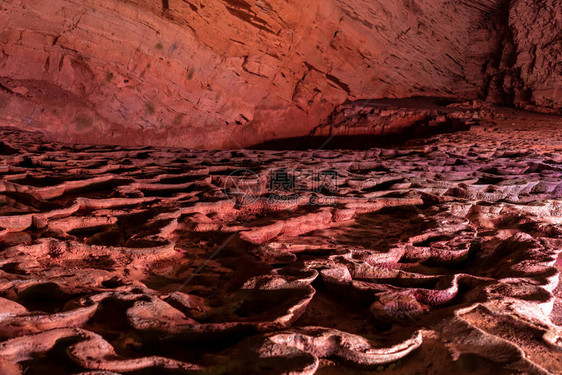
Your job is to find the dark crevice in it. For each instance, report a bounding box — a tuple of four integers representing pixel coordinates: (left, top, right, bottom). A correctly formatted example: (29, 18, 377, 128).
(479, 0, 523, 108)
(326, 74, 351, 94)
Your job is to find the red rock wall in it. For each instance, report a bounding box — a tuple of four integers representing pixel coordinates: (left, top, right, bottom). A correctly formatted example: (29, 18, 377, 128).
(0, 0, 559, 148)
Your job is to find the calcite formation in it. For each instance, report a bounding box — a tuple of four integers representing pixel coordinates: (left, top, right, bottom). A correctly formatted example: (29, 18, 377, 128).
(0, 109, 561, 373)
(0, 0, 560, 148)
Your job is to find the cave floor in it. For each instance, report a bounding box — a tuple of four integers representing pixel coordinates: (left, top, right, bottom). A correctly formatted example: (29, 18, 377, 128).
(0, 108, 561, 374)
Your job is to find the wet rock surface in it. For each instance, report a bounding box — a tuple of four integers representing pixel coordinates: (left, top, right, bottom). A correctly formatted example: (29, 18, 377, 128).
(0, 108, 562, 373)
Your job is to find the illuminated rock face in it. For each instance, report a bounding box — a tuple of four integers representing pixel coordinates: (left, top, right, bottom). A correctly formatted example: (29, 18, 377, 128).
(0, 0, 559, 148)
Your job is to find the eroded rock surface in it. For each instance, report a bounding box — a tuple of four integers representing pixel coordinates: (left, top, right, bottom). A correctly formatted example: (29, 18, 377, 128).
(0, 109, 561, 373)
(0, 0, 560, 148)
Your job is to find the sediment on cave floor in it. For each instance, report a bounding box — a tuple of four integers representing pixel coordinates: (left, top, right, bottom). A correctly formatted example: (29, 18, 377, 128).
(0, 107, 561, 373)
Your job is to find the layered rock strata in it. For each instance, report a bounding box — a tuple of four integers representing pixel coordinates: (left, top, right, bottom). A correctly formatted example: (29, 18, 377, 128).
(0, 0, 559, 148)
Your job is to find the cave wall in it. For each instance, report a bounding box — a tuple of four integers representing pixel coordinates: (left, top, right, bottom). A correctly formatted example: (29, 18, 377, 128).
(509, 0, 561, 110)
(0, 0, 559, 148)
(467, 0, 561, 110)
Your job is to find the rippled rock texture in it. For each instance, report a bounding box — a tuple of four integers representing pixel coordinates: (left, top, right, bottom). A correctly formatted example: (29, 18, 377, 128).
(0, 109, 561, 374)
(0, 0, 560, 148)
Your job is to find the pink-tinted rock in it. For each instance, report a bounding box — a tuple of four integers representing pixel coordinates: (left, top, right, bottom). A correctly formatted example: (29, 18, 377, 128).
(0, 0, 559, 148)
(0, 109, 561, 373)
